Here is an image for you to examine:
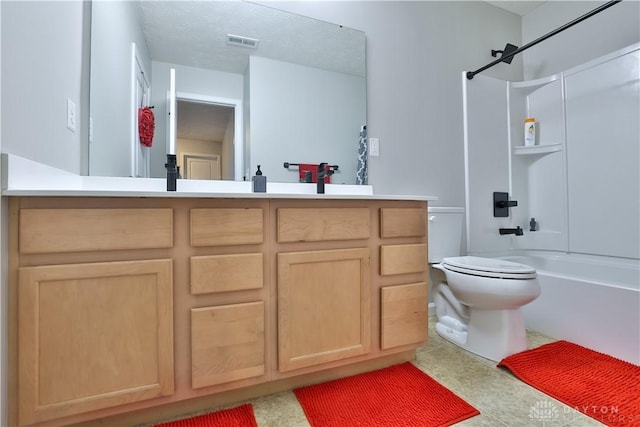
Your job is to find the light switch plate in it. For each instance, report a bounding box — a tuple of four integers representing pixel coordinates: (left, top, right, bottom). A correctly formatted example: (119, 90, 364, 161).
(66, 98, 77, 132)
(369, 137, 380, 157)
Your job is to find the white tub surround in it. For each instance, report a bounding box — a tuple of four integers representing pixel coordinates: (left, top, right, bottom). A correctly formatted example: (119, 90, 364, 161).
(1, 154, 433, 201)
(464, 43, 639, 259)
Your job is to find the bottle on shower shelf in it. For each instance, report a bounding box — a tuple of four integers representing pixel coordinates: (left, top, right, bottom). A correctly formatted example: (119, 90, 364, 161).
(530, 217, 538, 232)
(524, 117, 536, 146)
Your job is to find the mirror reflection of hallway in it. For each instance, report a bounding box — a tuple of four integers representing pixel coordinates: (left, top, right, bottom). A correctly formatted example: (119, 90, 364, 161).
(176, 99, 235, 180)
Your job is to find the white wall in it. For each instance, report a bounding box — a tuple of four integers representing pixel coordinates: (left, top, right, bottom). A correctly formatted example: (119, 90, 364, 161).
(522, 1, 640, 80)
(248, 56, 366, 184)
(222, 116, 235, 180)
(89, 1, 151, 177)
(150, 62, 244, 178)
(463, 74, 513, 254)
(1, 5, 89, 419)
(0, 3, 5, 426)
(1, 1, 88, 174)
(263, 1, 523, 205)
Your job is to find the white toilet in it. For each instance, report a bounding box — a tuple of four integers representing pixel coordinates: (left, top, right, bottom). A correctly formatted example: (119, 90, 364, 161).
(428, 207, 541, 362)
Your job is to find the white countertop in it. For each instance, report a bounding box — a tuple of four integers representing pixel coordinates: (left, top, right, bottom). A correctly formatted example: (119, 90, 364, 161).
(1, 154, 435, 202)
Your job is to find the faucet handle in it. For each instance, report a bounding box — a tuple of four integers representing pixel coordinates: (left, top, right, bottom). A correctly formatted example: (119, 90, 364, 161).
(496, 200, 518, 208)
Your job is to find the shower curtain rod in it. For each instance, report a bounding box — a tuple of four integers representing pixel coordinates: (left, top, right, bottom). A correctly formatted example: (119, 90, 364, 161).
(466, 0, 622, 80)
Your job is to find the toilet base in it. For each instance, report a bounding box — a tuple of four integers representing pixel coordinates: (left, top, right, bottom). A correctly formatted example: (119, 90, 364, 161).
(435, 308, 528, 362)
(435, 316, 467, 346)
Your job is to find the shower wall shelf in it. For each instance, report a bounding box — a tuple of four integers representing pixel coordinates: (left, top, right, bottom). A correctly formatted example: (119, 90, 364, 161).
(510, 74, 560, 93)
(512, 143, 563, 156)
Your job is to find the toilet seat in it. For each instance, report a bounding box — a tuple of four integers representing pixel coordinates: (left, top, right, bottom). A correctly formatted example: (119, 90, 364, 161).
(442, 256, 536, 279)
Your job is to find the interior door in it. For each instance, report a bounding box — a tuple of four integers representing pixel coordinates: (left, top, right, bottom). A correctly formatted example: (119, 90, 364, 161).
(185, 154, 221, 180)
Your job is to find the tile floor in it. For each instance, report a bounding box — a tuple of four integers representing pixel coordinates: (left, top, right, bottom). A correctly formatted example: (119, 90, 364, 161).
(151, 317, 604, 427)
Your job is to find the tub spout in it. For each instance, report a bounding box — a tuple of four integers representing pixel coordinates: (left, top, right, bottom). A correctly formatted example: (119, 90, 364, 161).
(499, 226, 524, 236)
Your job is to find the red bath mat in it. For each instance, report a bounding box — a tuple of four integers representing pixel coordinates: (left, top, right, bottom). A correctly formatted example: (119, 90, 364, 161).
(154, 403, 257, 427)
(294, 362, 480, 427)
(498, 340, 640, 426)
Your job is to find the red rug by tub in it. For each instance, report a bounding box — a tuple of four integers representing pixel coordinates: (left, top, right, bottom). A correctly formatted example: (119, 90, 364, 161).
(294, 362, 479, 427)
(498, 340, 640, 426)
(154, 403, 257, 427)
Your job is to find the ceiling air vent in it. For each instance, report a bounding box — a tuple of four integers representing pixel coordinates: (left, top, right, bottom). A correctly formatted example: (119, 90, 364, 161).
(226, 34, 259, 49)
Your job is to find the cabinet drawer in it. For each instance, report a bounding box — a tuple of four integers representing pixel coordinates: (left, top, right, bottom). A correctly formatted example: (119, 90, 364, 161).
(19, 208, 173, 254)
(191, 302, 265, 389)
(380, 244, 427, 275)
(277, 208, 370, 242)
(380, 207, 426, 238)
(191, 208, 264, 246)
(191, 253, 264, 294)
(381, 282, 428, 349)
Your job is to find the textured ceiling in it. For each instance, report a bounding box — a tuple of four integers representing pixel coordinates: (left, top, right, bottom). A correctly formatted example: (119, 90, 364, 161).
(138, 0, 366, 77)
(177, 101, 233, 142)
(487, 1, 545, 16)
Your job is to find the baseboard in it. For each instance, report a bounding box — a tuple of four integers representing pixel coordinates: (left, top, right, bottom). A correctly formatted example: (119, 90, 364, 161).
(428, 302, 436, 317)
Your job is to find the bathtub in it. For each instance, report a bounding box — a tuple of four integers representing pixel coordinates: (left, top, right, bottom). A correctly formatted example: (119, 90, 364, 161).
(495, 251, 640, 365)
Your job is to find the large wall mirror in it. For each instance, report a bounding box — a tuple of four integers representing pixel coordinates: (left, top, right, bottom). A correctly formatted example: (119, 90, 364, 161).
(89, 1, 367, 184)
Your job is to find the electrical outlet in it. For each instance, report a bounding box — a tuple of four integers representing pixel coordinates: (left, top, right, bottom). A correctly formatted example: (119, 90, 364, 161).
(369, 137, 380, 157)
(66, 98, 77, 132)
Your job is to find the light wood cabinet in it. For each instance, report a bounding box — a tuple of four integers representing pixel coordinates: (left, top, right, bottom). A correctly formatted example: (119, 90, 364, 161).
(190, 253, 264, 294)
(381, 282, 428, 349)
(191, 302, 265, 389)
(19, 208, 173, 253)
(191, 208, 263, 246)
(277, 248, 371, 372)
(18, 259, 174, 426)
(277, 207, 370, 242)
(380, 207, 426, 238)
(187, 204, 269, 394)
(8, 197, 427, 427)
(378, 207, 428, 350)
(380, 243, 428, 276)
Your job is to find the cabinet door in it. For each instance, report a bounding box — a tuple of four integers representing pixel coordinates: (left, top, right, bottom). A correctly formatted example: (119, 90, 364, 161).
(18, 259, 174, 425)
(278, 248, 371, 372)
(381, 282, 428, 349)
(191, 302, 265, 389)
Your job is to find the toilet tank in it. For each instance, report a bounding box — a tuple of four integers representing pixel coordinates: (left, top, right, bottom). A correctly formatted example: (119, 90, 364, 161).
(428, 207, 465, 263)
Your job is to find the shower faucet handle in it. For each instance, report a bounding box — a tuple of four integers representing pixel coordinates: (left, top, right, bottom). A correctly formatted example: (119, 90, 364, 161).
(493, 192, 518, 217)
(496, 200, 518, 208)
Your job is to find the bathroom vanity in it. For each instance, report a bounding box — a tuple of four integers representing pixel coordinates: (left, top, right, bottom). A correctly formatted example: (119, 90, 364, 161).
(4, 161, 432, 427)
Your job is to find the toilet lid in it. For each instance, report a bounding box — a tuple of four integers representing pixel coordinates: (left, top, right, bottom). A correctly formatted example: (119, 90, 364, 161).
(442, 256, 536, 279)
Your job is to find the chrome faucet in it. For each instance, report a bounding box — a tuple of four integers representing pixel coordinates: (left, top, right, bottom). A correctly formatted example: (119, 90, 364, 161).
(499, 226, 524, 236)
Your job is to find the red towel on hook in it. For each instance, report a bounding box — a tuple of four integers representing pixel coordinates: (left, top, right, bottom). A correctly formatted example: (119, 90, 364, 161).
(138, 107, 155, 147)
(298, 163, 331, 183)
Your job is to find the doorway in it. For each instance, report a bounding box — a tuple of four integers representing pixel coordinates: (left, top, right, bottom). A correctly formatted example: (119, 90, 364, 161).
(183, 153, 221, 180)
(176, 99, 236, 180)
